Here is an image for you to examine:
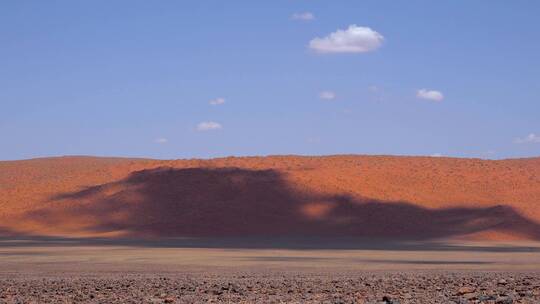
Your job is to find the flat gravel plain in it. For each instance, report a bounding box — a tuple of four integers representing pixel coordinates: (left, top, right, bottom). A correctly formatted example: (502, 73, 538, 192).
(1, 272, 540, 304)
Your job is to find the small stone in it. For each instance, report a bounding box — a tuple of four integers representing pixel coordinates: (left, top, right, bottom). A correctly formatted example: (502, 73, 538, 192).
(495, 296, 513, 304)
(458, 286, 476, 295)
(478, 295, 496, 301)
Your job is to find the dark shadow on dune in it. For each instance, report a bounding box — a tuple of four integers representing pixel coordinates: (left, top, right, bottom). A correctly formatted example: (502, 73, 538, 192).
(20, 167, 540, 242)
(0, 227, 19, 237)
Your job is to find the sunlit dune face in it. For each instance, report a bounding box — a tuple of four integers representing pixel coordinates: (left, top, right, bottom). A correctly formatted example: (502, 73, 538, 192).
(300, 202, 335, 220)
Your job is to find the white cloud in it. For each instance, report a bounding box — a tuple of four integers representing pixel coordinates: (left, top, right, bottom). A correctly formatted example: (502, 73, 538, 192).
(368, 85, 379, 92)
(309, 25, 384, 54)
(291, 12, 314, 21)
(196, 121, 222, 131)
(209, 97, 225, 105)
(155, 137, 168, 144)
(515, 133, 540, 144)
(367, 85, 385, 102)
(416, 89, 444, 102)
(319, 90, 336, 100)
(430, 153, 443, 157)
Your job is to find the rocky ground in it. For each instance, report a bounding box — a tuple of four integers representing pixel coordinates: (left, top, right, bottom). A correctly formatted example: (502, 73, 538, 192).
(1, 272, 539, 304)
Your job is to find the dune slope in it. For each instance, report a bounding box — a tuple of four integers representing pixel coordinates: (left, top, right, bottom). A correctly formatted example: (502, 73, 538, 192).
(1, 155, 539, 240)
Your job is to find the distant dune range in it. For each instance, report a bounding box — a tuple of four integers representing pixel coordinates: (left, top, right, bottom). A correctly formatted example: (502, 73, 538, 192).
(0, 155, 540, 240)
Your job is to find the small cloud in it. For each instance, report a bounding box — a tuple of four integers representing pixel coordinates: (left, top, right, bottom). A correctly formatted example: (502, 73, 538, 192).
(430, 153, 443, 157)
(291, 12, 314, 21)
(515, 133, 540, 144)
(319, 90, 336, 100)
(196, 121, 222, 131)
(416, 89, 444, 102)
(155, 137, 168, 144)
(368, 85, 384, 102)
(368, 85, 379, 92)
(309, 25, 384, 54)
(209, 97, 225, 105)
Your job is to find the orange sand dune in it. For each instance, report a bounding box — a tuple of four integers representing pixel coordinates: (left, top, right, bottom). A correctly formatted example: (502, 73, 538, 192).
(1, 155, 540, 240)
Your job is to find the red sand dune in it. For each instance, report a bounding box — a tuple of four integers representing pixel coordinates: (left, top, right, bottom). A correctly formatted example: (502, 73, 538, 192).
(1, 155, 540, 240)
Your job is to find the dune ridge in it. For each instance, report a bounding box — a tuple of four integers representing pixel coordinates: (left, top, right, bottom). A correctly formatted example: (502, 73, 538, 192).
(1, 155, 539, 240)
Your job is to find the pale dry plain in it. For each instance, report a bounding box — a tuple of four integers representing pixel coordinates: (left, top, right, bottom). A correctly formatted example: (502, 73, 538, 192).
(2, 238, 540, 273)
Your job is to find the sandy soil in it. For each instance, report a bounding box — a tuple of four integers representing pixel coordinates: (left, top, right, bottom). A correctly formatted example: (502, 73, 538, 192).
(2, 237, 540, 273)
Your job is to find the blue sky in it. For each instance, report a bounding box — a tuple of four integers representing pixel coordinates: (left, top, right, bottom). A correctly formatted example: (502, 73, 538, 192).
(1, 1, 539, 160)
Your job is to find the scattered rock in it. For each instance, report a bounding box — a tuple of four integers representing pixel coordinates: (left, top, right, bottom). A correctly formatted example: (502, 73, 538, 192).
(463, 292, 478, 300)
(0, 272, 537, 303)
(457, 286, 476, 295)
(495, 296, 513, 304)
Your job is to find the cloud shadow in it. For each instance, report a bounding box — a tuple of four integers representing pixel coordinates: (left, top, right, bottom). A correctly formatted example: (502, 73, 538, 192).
(14, 167, 540, 245)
